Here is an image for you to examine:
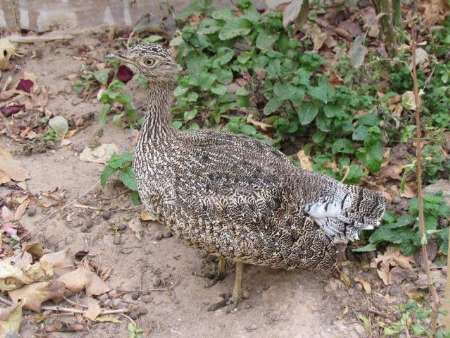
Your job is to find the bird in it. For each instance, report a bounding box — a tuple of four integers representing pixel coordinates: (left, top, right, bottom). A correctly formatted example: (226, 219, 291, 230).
(110, 43, 385, 307)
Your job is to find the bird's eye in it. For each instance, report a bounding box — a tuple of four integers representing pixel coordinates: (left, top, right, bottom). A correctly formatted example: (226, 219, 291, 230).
(144, 59, 155, 66)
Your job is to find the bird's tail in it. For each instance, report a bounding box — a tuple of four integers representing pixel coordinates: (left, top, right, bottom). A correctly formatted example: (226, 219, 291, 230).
(304, 177, 385, 242)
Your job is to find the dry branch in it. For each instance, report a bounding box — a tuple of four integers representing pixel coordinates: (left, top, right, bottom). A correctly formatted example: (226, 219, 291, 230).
(410, 8, 439, 335)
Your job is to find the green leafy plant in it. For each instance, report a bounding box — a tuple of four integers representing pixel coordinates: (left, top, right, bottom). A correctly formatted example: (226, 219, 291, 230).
(172, 0, 385, 183)
(384, 300, 450, 337)
(127, 322, 144, 338)
(354, 193, 450, 256)
(100, 152, 140, 204)
(98, 80, 141, 128)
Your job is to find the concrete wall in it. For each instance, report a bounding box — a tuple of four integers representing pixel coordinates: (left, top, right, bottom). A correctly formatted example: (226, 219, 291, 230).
(0, 0, 226, 32)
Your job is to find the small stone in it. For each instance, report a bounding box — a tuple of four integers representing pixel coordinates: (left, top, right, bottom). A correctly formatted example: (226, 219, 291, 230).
(27, 205, 37, 217)
(141, 295, 153, 303)
(242, 290, 249, 299)
(129, 304, 148, 319)
(131, 293, 140, 300)
(85, 219, 94, 229)
(102, 211, 112, 220)
(155, 232, 164, 241)
(245, 324, 258, 332)
(80, 225, 90, 233)
(117, 224, 127, 231)
(162, 230, 173, 238)
(152, 277, 162, 287)
(111, 299, 126, 309)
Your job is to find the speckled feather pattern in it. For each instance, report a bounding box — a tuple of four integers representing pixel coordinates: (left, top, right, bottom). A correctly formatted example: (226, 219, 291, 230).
(131, 44, 385, 272)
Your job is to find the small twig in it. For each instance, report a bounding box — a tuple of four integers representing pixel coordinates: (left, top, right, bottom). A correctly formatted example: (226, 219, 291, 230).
(120, 313, 136, 326)
(72, 203, 103, 211)
(410, 5, 439, 335)
(8, 33, 74, 43)
(35, 181, 100, 227)
(41, 305, 129, 315)
(63, 296, 88, 309)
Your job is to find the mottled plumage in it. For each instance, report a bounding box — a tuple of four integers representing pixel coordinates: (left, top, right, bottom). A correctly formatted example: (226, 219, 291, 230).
(116, 43, 385, 275)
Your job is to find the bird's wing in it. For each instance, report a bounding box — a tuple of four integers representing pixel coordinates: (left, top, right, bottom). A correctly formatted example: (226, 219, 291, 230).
(169, 130, 294, 227)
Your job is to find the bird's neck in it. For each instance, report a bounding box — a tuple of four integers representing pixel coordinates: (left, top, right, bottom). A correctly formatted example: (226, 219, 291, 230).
(140, 81, 175, 144)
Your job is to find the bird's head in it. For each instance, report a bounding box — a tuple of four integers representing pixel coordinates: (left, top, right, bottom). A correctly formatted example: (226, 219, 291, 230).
(108, 43, 180, 83)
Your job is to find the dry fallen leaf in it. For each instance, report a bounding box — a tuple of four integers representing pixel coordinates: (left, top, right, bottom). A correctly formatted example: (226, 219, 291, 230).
(0, 252, 51, 291)
(40, 249, 73, 276)
(349, 35, 368, 69)
(371, 246, 415, 285)
(140, 210, 157, 221)
(0, 303, 22, 337)
(95, 314, 121, 323)
(0, 38, 16, 71)
(23, 242, 44, 259)
(9, 280, 65, 312)
(354, 276, 371, 294)
(79, 144, 119, 164)
(297, 150, 312, 171)
(58, 265, 110, 296)
(84, 297, 101, 321)
(307, 24, 327, 51)
(0, 146, 30, 184)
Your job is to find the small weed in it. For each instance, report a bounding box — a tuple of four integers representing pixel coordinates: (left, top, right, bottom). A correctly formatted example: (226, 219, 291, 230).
(100, 152, 140, 205)
(127, 322, 144, 338)
(354, 193, 450, 256)
(383, 300, 450, 337)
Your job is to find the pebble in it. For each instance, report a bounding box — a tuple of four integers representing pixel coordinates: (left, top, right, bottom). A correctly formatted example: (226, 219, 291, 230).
(131, 293, 140, 300)
(155, 232, 164, 241)
(102, 211, 112, 220)
(141, 295, 153, 303)
(163, 230, 173, 238)
(27, 205, 37, 217)
(129, 304, 148, 319)
(117, 223, 128, 231)
(152, 277, 162, 287)
(245, 324, 258, 332)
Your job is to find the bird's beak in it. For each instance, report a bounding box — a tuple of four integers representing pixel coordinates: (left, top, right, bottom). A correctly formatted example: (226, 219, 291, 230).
(106, 52, 135, 65)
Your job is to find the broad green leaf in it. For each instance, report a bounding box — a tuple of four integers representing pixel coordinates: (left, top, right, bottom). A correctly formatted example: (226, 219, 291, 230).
(143, 35, 163, 43)
(256, 31, 279, 51)
(297, 102, 319, 125)
(93, 69, 110, 85)
(100, 165, 115, 187)
(211, 85, 227, 95)
(352, 125, 368, 141)
(184, 109, 198, 121)
(212, 8, 233, 20)
(218, 18, 252, 40)
(309, 79, 333, 103)
(120, 167, 138, 191)
(352, 243, 377, 252)
(107, 152, 133, 169)
(323, 104, 342, 118)
(174, 86, 189, 97)
(332, 139, 354, 154)
(213, 47, 235, 66)
(197, 18, 221, 34)
(263, 97, 283, 115)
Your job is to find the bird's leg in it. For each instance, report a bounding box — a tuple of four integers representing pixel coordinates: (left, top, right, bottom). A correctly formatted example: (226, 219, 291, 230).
(230, 260, 244, 307)
(217, 255, 226, 280)
(204, 255, 227, 288)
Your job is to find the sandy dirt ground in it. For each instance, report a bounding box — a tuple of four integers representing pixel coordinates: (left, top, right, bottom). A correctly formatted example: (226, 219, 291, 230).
(0, 33, 373, 338)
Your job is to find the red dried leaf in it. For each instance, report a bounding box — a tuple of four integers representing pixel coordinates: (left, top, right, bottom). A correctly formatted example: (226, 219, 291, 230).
(0, 104, 25, 117)
(16, 79, 34, 93)
(117, 65, 134, 83)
